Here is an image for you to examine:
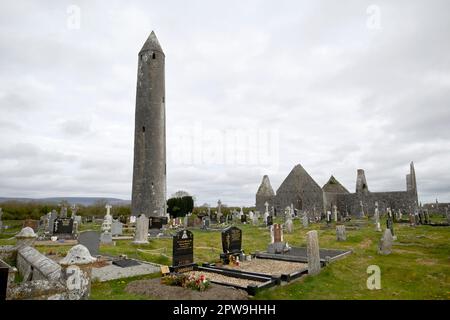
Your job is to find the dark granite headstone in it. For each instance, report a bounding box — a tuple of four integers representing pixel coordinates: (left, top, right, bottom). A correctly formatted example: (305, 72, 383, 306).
(219, 215, 226, 224)
(210, 213, 217, 223)
(53, 218, 74, 235)
(267, 215, 273, 226)
(149, 217, 168, 229)
(172, 230, 194, 271)
(241, 214, 247, 223)
(78, 231, 100, 256)
(221, 226, 242, 254)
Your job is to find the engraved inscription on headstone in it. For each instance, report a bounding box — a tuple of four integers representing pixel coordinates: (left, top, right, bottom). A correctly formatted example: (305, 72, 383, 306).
(221, 226, 242, 254)
(172, 229, 194, 269)
(53, 218, 74, 235)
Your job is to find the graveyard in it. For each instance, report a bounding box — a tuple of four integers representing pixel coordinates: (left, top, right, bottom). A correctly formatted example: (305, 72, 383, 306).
(1, 206, 448, 300)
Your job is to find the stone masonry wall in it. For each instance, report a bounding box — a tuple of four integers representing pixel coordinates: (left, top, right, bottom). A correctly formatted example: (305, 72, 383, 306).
(17, 246, 61, 281)
(337, 191, 418, 216)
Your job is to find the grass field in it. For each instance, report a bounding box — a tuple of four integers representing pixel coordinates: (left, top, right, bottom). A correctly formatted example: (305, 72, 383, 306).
(1, 216, 449, 299)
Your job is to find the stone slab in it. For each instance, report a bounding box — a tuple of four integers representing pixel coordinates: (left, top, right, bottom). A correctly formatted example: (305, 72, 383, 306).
(91, 261, 160, 282)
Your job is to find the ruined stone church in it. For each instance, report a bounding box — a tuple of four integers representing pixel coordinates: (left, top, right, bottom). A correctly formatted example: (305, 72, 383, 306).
(256, 162, 419, 217)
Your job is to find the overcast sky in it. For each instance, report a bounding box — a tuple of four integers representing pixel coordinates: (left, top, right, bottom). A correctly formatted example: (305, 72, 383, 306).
(0, 0, 449, 206)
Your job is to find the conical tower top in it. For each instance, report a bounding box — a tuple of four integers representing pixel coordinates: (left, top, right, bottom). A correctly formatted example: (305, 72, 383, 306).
(140, 31, 164, 54)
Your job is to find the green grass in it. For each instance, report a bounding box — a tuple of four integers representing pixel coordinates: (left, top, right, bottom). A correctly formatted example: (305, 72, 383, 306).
(1, 216, 449, 300)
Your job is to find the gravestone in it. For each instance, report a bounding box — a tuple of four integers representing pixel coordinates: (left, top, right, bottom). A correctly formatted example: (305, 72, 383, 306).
(171, 229, 194, 272)
(306, 230, 321, 275)
(302, 214, 309, 228)
(23, 219, 39, 232)
(378, 229, 393, 255)
(113, 259, 141, 268)
(374, 202, 381, 231)
(336, 225, 346, 241)
(129, 215, 137, 224)
(267, 223, 288, 254)
(210, 212, 217, 223)
(48, 210, 58, 233)
(221, 226, 242, 254)
(53, 218, 74, 238)
(252, 214, 259, 226)
(133, 214, 149, 244)
(78, 231, 100, 256)
(285, 218, 293, 233)
(149, 217, 168, 229)
(241, 214, 247, 224)
(266, 215, 273, 226)
(386, 216, 395, 239)
(219, 215, 226, 224)
(60, 205, 68, 218)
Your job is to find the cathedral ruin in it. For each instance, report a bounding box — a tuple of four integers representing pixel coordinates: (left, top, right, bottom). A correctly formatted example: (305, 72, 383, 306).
(256, 162, 419, 217)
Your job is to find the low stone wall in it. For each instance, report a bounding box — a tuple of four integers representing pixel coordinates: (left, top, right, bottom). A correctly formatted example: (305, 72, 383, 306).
(16, 246, 61, 281)
(7, 280, 66, 300)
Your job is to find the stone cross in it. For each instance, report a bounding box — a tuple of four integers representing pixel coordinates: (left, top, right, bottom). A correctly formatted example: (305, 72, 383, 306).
(105, 204, 112, 216)
(332, 205, 338, 222)
(306, 230, 321, 275)
(264, 201, 269, 214)
(239, 207, 244, 218)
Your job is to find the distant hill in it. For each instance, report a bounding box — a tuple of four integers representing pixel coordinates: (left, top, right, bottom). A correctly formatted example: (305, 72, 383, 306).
(0, 197, 131, 206)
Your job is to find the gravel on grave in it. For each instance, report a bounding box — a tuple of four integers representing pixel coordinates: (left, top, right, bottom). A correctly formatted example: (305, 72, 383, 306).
(125, 278, 249, 300)
(220, 259, 308, 276)
(188, 271, 262, 288)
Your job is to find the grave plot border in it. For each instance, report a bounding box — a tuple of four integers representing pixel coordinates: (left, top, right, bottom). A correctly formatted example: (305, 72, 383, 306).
(182, 265, 277, 296)
(255, 247, 352, 264)
(202, 258, 309, 283)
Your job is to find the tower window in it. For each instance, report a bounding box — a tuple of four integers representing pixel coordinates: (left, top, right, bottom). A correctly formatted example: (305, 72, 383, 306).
(162, 96, 165, 103)
(152, 52, 156, 59)
(142, 126, 145, 132)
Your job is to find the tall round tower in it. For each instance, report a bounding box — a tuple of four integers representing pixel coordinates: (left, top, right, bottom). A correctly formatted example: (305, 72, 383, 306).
(131, 31, 166, 217)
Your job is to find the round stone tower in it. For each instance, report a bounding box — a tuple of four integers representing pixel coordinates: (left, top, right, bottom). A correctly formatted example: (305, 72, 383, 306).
(131, 31, 166, 217)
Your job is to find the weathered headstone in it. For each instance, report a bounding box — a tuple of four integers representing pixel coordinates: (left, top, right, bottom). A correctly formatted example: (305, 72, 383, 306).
(48, 210, 58, 233)
(172, 229, 194, 272)
(219, 215, 226, 224)
(374, 202, 381, 232)
(111, 220, 123, 236)
(306, 230, 321, 275)
(59, 244, 96, 300)
(285, 218, 293, 233)
(332, 205, 338, 222)
(221, 226, 242, 254)
(336, 225, 346, 241)
(23, 219, 39, 232)
(129, 215, 137, 224)
(378, 229, 393, 255)
(78, 231, 100, 256)
(133, 214, 149, 244)
(302, 214, 309, 228)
